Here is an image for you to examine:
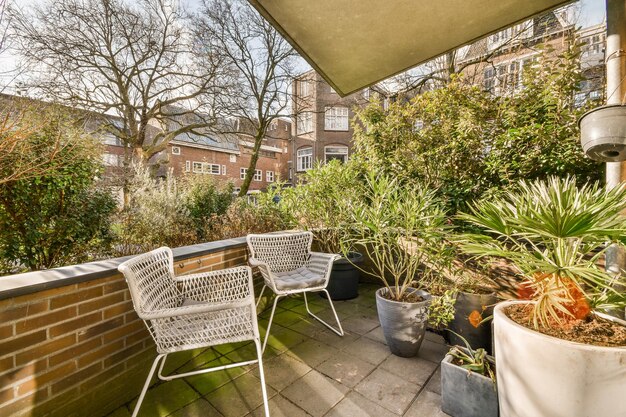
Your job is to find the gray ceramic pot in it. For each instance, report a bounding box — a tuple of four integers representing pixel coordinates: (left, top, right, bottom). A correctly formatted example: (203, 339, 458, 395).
(375, 287, 431, 357)
(441, 349, 498, 417)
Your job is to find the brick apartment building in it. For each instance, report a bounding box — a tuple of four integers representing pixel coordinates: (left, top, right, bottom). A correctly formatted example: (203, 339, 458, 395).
(290, 70, 373, 183)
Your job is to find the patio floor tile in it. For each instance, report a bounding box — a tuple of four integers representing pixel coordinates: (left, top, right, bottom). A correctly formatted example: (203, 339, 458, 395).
(341, 336, 390, 366)
(379, 354, 438, 386)
(354, 368, 421, 415)
(325, 391, 399, 417)
(340, 316, 380, 335)
(170, 398, 223, 417)
(132, 379, 199, 417)
(284, 338, 341, 367)
(404, 390, 449, 417)
(425, 367, 442, 395)
(184, 356, 250, 395)
(251, 352, 312, 391)
(280, 370, 349, 417)
(206, 372, 277, 417)
(417, 339, 449, 364)
(247, 394, 311, 417)
(316, 350, 376, 388)
(362, 326, 387, 345)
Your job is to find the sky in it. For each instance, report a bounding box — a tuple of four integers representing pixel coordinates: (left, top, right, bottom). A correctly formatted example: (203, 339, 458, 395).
(0, 0, 608, 93)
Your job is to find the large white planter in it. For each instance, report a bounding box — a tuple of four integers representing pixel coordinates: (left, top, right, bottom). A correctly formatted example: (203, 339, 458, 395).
(494, 301, 626, 417)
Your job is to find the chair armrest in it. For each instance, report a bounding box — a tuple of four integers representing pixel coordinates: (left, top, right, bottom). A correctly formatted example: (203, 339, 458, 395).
(175, 266, 254, 305)
(140, 299, 252, 320)
(308, 252, 339, 276)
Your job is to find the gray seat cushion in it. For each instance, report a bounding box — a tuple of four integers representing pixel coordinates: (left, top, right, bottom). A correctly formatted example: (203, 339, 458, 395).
(274, 267, 325, 291)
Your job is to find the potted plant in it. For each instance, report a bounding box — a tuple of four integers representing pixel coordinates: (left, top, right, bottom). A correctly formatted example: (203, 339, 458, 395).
(281, 160, 363, 300)
(459, 177, 626, 417)
(444, 255, 501, 354)
(441, 333, 498, 417)
(342, 173, 449, 357)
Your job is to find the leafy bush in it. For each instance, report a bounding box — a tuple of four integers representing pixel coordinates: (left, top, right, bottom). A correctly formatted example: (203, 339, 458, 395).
(279, 159, 365, 253)
(0, 108, 116, 272)
(183, 175, 234, 240)
(352, 46, 602, 215)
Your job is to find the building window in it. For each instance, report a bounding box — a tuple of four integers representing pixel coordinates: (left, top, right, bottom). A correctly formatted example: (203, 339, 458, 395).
(260, 150, 276, 158)
(324, 107, 349, 131)
(193, 162, 220, 175)
(102, 133, 122, 147)
(297, 111, 313, 135)
(266, 171, 275, 182)
(230, 154, 237, 163)
(297, 147, 313, 171)
(240, 168, 247, 179)
(324, 145, 349, 163)
(185, 161, 191, 172)
(171, 146, 181, 155)
(299, 80, 310, 97)
(102, 153, 122, 166)
(483, 67, 496, 92)
(221, 165, 226, 175)
(254, 170, 262, 181)
(329, 86, 336, 94)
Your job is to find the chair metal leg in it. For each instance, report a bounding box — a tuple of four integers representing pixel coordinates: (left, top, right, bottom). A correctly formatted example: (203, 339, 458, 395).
(132, 354, 165, 417)
(261, 294, 282, 353)
(256, 284, 267, 308)
(304, 290, 344, 336)
(254, 338, 271, 417)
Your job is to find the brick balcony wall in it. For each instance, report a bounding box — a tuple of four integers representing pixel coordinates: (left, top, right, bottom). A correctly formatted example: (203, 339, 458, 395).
(0, 238, 266, 417)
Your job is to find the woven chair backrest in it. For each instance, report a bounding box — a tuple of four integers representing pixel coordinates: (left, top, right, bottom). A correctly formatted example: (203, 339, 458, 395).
(118, 247, 181, 316)
(247, 232, 312, 273)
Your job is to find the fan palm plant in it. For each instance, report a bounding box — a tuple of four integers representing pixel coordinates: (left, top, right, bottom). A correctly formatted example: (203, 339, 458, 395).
(459, 176, 626, 328)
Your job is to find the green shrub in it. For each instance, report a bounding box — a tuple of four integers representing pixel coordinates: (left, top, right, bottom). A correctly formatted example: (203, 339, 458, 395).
(0, 108, 116, 272)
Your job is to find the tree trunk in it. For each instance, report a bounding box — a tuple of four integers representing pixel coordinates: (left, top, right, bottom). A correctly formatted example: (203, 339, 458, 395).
(238, 128, 265, 197)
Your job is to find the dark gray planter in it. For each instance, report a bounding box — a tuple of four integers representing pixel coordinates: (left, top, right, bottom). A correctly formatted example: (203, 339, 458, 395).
(375, 287, 431, 357)
(579, 104, 626, 162)
(448, 292, 499, 355)
(441, 351, 498, 417)
(322, 252, 363, 300)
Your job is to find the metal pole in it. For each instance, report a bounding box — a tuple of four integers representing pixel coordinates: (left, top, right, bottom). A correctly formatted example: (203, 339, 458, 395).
(604, 0, 626, 317)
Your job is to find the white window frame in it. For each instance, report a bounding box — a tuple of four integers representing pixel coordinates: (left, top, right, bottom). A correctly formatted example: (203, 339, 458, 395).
(230, 154, 237, 163)
(171, 146, 181, 155)
(254, 169, 262, 181)
(266, 171, 275, 182)
(324, 107, 349, 131)
(297, 111, 313, 135)
(324, 145, 349, 163)
(102, 133, 122, 147)
(221, 165, 226, 175)
(185, 161, 191, 172)
(297, 147, 313, 171)
(193, 162, 220, 175)
(240, 168, 247, 179)
(102, 153, 121, 167)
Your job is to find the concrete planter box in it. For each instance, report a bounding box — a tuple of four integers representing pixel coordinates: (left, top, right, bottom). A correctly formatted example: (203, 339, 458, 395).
(494, 301, 626, 417)
(441, 350, 498, 417)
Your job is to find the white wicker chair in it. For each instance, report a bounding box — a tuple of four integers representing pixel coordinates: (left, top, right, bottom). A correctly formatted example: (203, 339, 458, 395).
(118, 247, 270, 417)
(247, 232, 344, 352)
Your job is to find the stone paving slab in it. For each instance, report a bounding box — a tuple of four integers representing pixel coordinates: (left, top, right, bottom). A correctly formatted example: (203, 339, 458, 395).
(107, 284, 450, 417)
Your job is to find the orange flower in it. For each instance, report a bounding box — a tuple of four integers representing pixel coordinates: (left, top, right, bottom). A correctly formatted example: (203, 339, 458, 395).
(468, 310, 483, 328)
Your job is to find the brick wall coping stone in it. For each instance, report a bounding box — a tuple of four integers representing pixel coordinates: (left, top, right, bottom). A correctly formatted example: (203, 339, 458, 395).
(0, 237, 248, 301)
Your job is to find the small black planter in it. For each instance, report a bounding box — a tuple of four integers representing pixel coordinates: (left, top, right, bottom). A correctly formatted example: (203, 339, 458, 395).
(322, 252, 363, 300)
(441, 350, 498, 417)
(448, 291, 499, 354)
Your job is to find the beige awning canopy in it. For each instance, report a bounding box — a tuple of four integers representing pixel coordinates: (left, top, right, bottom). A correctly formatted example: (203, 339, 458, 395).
(248, 0, 572, 96)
